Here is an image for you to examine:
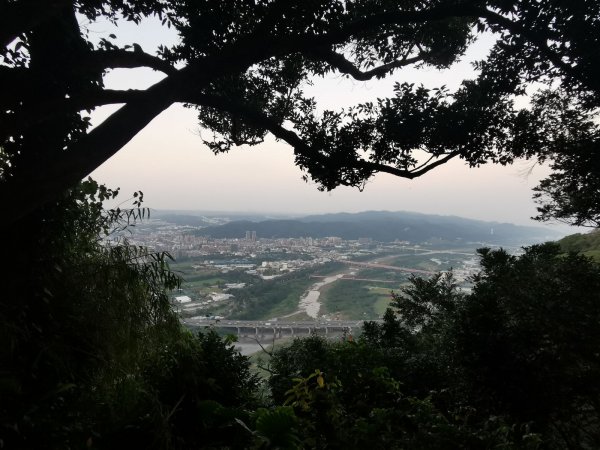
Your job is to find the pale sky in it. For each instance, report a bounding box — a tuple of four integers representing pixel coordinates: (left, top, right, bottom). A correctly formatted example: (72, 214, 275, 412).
(85, 16, 564, 228)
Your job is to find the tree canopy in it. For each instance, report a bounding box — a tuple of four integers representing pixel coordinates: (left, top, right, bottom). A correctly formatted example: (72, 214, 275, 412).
(269, 243, 600, 448)
(4, 2, 600, 447)
(1, 0, 600, 226)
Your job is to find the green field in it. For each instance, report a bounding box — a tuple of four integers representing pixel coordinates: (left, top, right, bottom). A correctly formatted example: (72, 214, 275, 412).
(388, 252, 474, 272)
(228, 262, 346, 320)
(319, 279, 395, 320)
(371, 286, 401, 315)
(170, 252, 475, 321)
(170, 261, 255, 298)
(352, 267, 408, 282)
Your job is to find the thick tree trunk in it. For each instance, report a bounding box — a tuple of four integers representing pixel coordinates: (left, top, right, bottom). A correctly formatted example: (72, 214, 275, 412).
(0, 46, 264, 227)
(0, 77, 178, 228)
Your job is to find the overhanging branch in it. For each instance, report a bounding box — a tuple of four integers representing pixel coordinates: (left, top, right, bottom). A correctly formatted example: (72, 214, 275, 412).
(87, 49, 177, 75)
(187, 92, 460, 181)
(2, 89, 148, 138)
(0, 0, 548, 226)
(308, 47, 424, 80)
(277, 3, 480, 52)
(474, 7, 599, 92)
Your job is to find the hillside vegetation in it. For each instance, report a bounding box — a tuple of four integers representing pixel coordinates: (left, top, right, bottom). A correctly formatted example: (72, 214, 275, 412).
(197, 211, 560, 245)
(558, 230, 600, 260)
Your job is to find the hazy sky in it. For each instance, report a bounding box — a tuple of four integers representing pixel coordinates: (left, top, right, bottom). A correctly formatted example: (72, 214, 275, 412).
(86, 16, 561, 227)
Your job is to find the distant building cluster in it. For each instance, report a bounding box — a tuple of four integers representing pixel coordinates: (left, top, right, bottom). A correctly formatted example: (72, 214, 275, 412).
(125, 219, 386, 262)
(123, 217, 486, 319)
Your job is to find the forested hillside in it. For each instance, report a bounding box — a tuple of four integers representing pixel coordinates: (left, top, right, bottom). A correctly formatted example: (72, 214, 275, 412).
(197, 211, 560, 245)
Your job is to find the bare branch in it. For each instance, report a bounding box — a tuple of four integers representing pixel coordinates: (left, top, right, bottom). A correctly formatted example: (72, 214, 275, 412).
(74, 88, 148, 108)
(405, 151, 461, 177)
(308, 47, 424, 80)
(87, 49, 177, 75)
(250, 336, 273, 357)
(411, 153, 436, 172)
(352, 152, 460, 179)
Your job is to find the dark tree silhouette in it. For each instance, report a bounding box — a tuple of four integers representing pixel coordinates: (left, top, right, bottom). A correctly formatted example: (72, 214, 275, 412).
(1, 0, 599, 225)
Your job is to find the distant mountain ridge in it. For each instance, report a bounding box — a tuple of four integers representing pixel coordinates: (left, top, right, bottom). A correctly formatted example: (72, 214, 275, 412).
(190, 211, 562, 245)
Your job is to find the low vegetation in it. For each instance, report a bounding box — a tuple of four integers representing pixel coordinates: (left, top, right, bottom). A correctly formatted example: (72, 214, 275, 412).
(267, 244, 600, 448)
(558, 229, 600, 260)
(3, 0, 600, 447)
(228, 262, 345, 320)
(320, 280, 393, 320)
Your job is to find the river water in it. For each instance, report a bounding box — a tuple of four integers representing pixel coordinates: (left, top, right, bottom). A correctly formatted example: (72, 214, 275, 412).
(234, 341, 265, 356)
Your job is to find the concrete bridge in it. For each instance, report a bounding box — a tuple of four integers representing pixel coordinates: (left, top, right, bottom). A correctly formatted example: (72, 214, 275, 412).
(340, 260, 434, 275)
(182, 317, 380, 338)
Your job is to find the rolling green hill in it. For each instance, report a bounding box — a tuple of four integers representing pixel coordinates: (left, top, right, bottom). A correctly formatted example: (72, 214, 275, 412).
(558, 230, 600, 260)
(194, 211, 561, 246)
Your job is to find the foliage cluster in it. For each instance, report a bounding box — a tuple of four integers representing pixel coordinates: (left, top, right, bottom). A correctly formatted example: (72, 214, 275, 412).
(2, 1, 600, 228)
(266, 243, 600, 448)
(3, 1, 600, 447)
(0, 181, 259, 449)
(3, 182, 600, 449)
(558, 229, 600, 261)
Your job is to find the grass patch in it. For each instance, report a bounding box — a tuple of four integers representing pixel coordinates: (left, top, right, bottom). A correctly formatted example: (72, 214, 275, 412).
(582, 250, 600, 261)
(229, 263, 345, 320)
(373, 296, 392, 316)
(256, 278, 313, 319)
(230, 275, 314, 320)
(320, 280, 389, 320)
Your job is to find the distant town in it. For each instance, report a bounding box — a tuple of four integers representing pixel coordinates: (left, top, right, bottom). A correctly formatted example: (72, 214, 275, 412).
(119, 212, 531, 324)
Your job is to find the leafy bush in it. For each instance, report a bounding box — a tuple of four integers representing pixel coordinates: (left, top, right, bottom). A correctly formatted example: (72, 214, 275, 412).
(0, 181, 258, 449)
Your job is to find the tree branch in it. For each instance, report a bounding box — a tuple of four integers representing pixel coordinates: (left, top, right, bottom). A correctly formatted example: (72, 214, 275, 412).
(74, 88, 148, 108)
(474, 6, 600, 93)
(0, 78, 181, 228)
(188, 92, 460, 180)
(0, 38, 275, 225)
(0, 2, 491, 225)
(1, 89, 148, 139)
(266, 4, 481, 57)
(307, 47, 424, 80)
(404, 151, 461, 177)
(87, 49, 177, 75)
